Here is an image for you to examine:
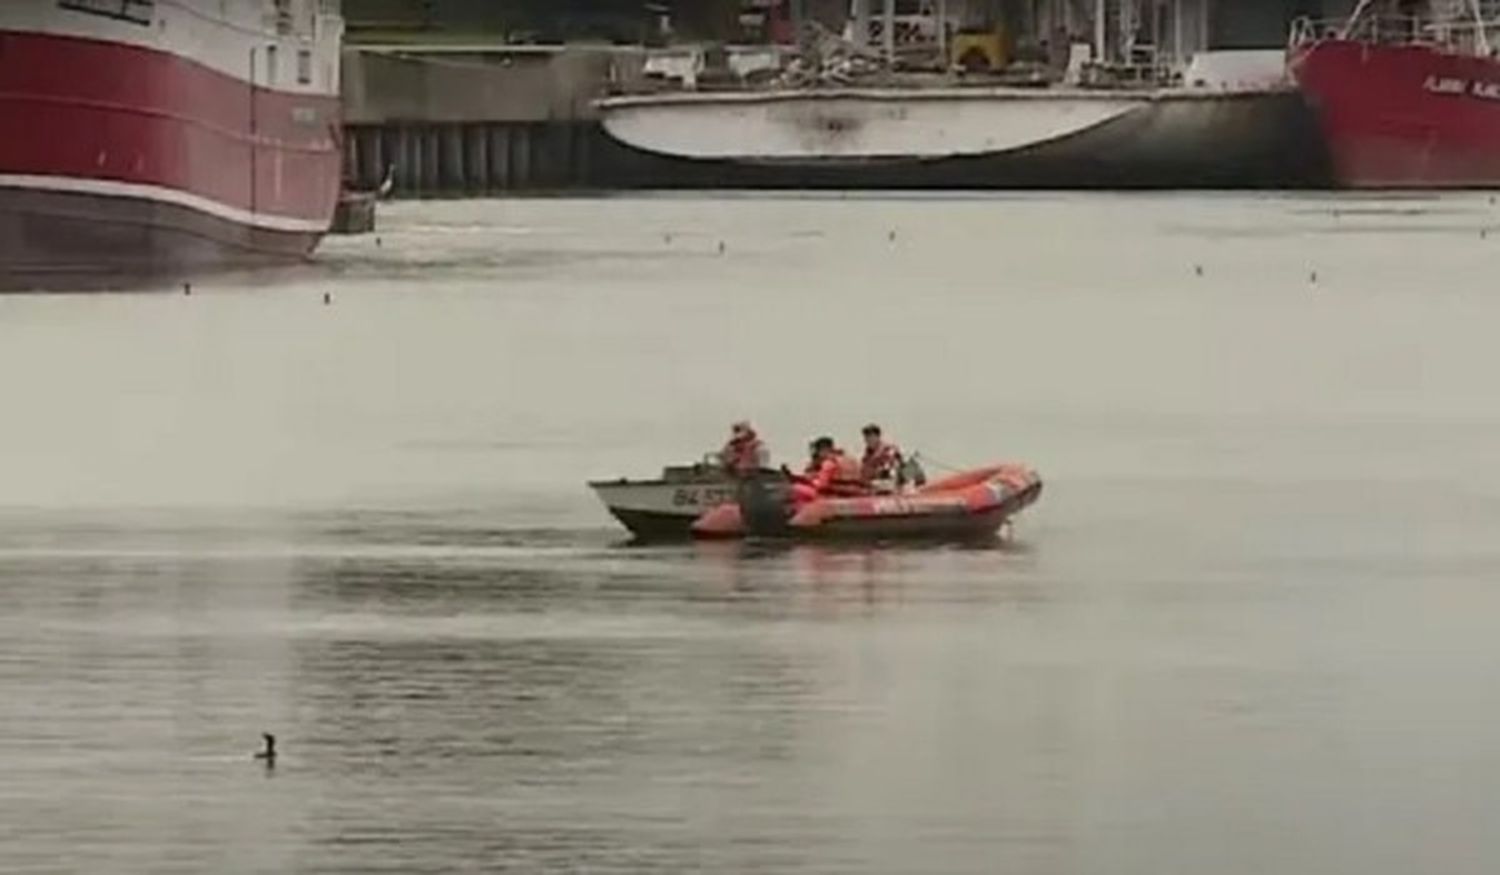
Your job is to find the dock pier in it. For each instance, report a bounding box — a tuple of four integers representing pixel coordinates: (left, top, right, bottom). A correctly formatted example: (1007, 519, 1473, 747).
(343, 121, 601, 195)
(340, 45, 643, 196)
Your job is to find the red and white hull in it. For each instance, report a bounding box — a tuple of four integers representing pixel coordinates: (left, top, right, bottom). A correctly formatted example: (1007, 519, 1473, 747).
(1291, 38, 1500, 188)
(0, 1, 343, 290)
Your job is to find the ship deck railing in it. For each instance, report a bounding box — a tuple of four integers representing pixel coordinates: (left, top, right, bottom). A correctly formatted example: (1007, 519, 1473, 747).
(1291, 12, 1500, 55)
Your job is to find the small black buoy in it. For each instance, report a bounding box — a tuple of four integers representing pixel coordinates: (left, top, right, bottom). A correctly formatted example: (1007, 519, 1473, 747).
(254, 733, 276, 766)
(322, 292, 331, 305)
(1310, 270, 1319, 284)
(1482, 228, 1489, 240)
(1193, 264, 1203, 277)
(663, 233, 673, 245)
(374, 236, 382, 248)
(183, 282, 192, 296)
(888, 229, 897, 242)
(717, 240, 726, 255)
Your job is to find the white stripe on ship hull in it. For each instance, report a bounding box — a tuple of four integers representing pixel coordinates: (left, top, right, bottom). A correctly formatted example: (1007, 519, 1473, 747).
(0, 173, 329, 233)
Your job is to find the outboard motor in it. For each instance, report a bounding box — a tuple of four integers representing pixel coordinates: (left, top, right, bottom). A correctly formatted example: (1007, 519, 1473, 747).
(901, 455, 928, 489)
(737, 473, 792, 537)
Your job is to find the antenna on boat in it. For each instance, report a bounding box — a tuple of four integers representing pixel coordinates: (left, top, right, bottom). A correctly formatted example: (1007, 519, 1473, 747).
(851, 0, 870, 50)
(882, 0, 896, 68)
(936, 0, 948, 64)
(1094, 0, 1107, 65)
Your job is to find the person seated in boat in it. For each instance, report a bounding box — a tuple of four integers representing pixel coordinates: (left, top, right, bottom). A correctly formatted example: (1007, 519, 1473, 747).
(799, 439, 824, 478)
(859, 423, 905, 492)
(786, 436, 868, 505)
(718, 420, 769, 478)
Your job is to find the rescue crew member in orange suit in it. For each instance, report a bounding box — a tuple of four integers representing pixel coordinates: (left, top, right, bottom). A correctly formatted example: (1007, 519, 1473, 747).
(860, 423, 904, 490)
(788, 436, 867, 505)
(800, 439, 824, 477)
(719, 420, 769, 477)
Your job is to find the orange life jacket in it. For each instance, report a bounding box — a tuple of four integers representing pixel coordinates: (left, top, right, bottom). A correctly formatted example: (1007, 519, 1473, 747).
(813, 451, 867, 497)
(723, 435, 766, 476)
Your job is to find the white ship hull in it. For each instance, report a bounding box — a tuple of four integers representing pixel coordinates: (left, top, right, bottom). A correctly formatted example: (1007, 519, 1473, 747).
(603, 87, 1148, 162)
(589, 473, 746, 540)
(595, 84, 1332, 189)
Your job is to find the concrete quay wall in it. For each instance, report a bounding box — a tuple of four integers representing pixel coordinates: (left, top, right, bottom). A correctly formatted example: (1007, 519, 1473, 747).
(340, 45, 647, 195)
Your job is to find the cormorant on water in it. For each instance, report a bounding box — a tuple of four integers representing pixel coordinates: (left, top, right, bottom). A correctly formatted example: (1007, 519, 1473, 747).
(254, 733, 277, 765)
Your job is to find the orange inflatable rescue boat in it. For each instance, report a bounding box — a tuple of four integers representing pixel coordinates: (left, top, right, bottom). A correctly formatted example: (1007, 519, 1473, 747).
(691, 463, 1042, 541)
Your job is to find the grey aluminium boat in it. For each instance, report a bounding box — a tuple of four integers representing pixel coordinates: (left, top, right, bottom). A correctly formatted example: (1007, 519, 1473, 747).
(589, 463, 776, 540)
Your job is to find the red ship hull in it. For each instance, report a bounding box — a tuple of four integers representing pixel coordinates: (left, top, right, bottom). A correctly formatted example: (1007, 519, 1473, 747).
(0, 23, 341, 290)
(0, 186, 324, 290)
(1291, 38, 1500, 188)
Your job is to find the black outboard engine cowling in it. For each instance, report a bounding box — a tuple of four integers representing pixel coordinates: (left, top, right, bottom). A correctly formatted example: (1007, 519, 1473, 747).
(737, 474, 792, 537)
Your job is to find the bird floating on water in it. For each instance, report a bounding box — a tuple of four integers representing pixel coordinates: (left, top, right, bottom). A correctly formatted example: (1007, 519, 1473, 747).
(254, 733, 276, 766)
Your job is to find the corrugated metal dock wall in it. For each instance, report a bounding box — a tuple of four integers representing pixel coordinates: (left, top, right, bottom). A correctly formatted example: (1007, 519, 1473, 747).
(343, 119, 614, 195)
(340, 46, 641, 196)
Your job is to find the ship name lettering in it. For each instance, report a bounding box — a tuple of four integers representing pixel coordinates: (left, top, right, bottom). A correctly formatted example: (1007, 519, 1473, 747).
(673, 487, 734, 507)
(1472, 81, 1500, 100)
(873, 498, 914, 515)
(1424, 75, 1467, 95)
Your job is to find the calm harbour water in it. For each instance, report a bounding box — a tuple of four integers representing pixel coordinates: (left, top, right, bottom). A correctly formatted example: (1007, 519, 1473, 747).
(3, 193, 1500, 873)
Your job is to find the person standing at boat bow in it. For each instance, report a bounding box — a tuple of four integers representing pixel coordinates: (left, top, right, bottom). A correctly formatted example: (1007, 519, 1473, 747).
(718, 421, 770, 477)
(860, 424, 905, 492)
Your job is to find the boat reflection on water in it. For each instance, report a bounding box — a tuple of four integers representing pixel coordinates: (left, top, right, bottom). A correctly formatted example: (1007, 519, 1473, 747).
(683, 533, 1042, 615)
(691, 538, 902, 599)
